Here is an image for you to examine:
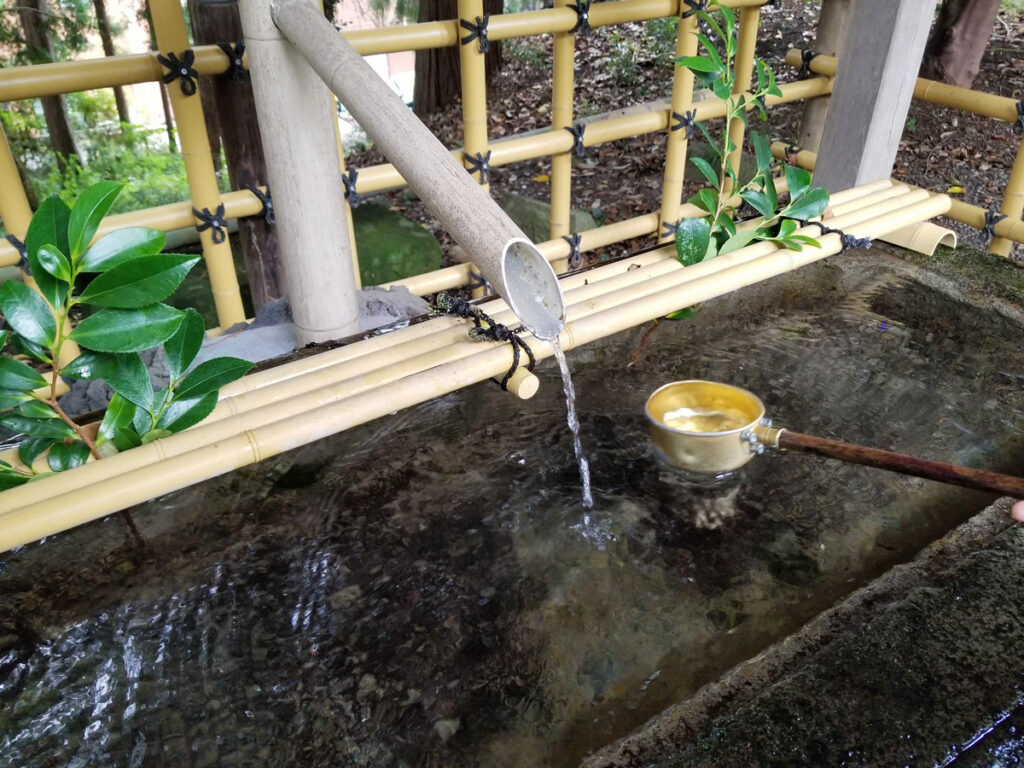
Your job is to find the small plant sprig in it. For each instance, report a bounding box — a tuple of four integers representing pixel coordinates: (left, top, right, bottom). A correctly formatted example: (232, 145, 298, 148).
(673, 2, 830, 268)
(0, 182, 252, 489)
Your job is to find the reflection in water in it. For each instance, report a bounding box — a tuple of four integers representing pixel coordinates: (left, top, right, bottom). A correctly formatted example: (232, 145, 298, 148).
(2, 266, 1024, 767)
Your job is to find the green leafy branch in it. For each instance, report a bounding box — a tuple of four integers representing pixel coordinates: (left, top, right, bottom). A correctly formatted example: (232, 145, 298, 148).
(673, 2, 830, 271)
(0, 182, 252, 490)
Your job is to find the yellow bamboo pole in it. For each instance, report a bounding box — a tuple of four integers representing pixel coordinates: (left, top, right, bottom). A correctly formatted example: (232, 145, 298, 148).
(150, 0, 246, 329)
(991, 135, 1024, 257)
(658, 7, 698, 242)
(723, 5, 759, 197)
(548, 0, 575, 272)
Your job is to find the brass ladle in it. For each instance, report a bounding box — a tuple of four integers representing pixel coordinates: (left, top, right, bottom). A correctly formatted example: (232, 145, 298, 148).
(645, 380, 1024, 497)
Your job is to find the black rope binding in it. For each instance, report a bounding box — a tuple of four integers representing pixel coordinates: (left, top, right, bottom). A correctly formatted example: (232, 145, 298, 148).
(564, 124, 586, 157)
(1015, 100, 1024, 136)
(217, 41, 248, 84)
(681, 0, 707, 18)
(157, 50, 198, 97)
(797, 49, 819, 80)
(671, 109, 697, 139)
(467, 269, 493, 295)
(562, 233, 584, 269)
(4, 235, 28, 272)
(194, 203, 228, 244)
(795, 219, 871, 252)
(342, 169, 362, 208)
(460, 15, 490, 54)
(661, 219, 679, 239)
(466, 151, 492, 184)
(568, 0, 592, 34)
(784, 143, 801, 164)
(245, 184, 275, 226)
(433, 293, 535, 390)
(983, 210, 1007, 244)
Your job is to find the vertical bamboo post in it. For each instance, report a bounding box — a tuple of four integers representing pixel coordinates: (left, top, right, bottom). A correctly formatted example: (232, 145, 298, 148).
(723, 5, 759, 197)
(549, 0, 575, 272)
(150, 0, 247, 330)
(658, 7, 698, 242)
(990, 136, 1024, 258)
(0, 122, 81, 365)
(458, 0, 490, 296)
(238, 0, 361, 343)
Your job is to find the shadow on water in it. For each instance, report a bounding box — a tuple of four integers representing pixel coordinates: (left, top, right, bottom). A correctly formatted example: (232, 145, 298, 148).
(2, 249, 1024, 767)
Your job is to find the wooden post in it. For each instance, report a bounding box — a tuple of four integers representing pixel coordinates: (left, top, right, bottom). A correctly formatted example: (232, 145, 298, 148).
(812, 0, 937, 192)
(796, 0, 849, 153)
(189, 0, 285, 310)
(238, 0, 361, 343)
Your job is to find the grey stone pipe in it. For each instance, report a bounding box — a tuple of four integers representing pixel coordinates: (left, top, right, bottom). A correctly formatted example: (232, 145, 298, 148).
(267, 0, 566, 340)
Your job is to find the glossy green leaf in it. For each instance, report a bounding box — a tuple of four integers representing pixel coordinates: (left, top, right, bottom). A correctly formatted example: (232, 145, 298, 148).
(0, 280, 57, 347)
(11, 333, 52, 364)
(70, 304, 184, 353)
(113, 426, 142, 452)
(689, 156, 719, 186)
(665, 308, 697, 320)
(15, 399, 59, 420)
(703, 237, 719, 262)
(718, 4, 736, 39)
(0, 330, 7, 350)
(780, 237, 805, 252)
(740, 189, 773, 217)
(688, 187, 717, 214)
(785, 164, 812, 204)
(0, 414, 77, 440)
(697, 10, 727, 47)
(751, 131, 772, 174)
(61, 350, 116, 380)
(68, 181, 123, 259)
(164, 308, 206, 381)
(173, 356, 252, 401)
(719, 228, 759, 255)
(18, 436, 55, 467)
(156, 391, 218, 433)
(48, 440, 91, 472)
(97, 392, 137, 444)
(105, 353, 153, 410)
(36, 244, 71, 282)
(141, 428, 173, 444)
(77, 254, 200, 309)
(0, 392, 34, 410)
(778, 219, 799, 238)
(0, 469, 30, 490)
(79, 227, 166, 273)
(25, 195, 71, 270)
(710, 76, 731, 101)
(719, 215, 737, 237)
(676, 55, 719, 73)
(695, 122, 722, 160)
(694, 34, 723, 68)
(675, 217, 712, 267)
(0, 356, 48, 391)
(784, 187, 829, 221)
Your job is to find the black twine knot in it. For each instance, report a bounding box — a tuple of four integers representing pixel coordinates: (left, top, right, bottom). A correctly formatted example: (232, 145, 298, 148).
(194, 203, 228, 244)
(671, 109, 697, 139)
(562, 233, 584, 269)
(564, 123, 587, 157)
(466, 151, 492, 184)
(433, 292, 535, 390)
(245, 184, 274, 226)
(681, 0, 707, 18)
(983, 210, 1007, 242)
(797, 49, 819, 80)
(157, 50, 198, 96)
(342, 169, 362, 208)
(216, 41, 248, 84)
(785, 143, 801, 163)
(1015, 100, 1024, 136)
(4, 235, 28, 272)
(661, 219, 680, 239)
(568, 0, 591, 35)
(795, 219, 871, 253)
(460, 15, 490, 54)
(468, 269, 493, 295)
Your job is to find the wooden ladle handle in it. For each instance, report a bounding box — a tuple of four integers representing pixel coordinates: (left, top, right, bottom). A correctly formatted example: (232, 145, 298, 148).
(775, 429, 1024, 498)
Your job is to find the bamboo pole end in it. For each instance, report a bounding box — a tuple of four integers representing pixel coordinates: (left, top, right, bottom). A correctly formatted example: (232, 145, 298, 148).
(506, 367, 540, 400)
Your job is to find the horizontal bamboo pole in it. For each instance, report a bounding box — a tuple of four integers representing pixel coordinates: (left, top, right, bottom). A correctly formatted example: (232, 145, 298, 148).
(0, 184, 935, 508)
(783, 49, 1021, 124)
(0, 189, 950, 548)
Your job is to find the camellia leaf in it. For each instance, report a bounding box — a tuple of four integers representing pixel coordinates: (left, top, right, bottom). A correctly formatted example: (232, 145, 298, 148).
(0, 329, 7, 350)
(784, 164, 812, 204)
(18, 436, 55, 467)
(0, 392, 34, 410)
(740, 189, 773, 218)
(36, 244, 71, 282)
(77, 254, 200, 308)
(47, 440, 91, 472)
(750, 131, 772, 175)
(689, 156, 719, 187)
(25, 195, 71, 271)
(0, 414, 77, 440)
(113, 426, 143, 452)
(79, 227, 166, 273)
(164, 308, 206, 381)
(676, 55, 720, 73)
(688, 187, 718, 214)
(104, 353, 154, 411)
(11, 333, 52, 364)
(719, 228, 759, 255)
(666, 308, 697, 320)
(0, 280, 57, 347)
(14, 399, 60, 420)
(173, 356, 253, 401)
(0, 356, 48, 391)
(778, 219, 798, 238)
(141, 428, 173, 444)
(70, 304, 184, 353)
(97, 392, 137, 444)
(0, 469, 30, 490)
(156, 391, 218, 434)
(785, 187, 829, 221)
(68, 181, 123, 260)
(61, 350, 116, 380)
(675, 217, 712, 267)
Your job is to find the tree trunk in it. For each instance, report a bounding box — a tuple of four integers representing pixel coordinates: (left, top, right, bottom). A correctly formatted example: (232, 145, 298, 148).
(143, 0, 179, 152)
(92, 0, 130, 124)
(920, 0, 1001, 88)
(17, 0, 81, 175)
(413, 0, 503, 117)
(189, 0, 284, 310)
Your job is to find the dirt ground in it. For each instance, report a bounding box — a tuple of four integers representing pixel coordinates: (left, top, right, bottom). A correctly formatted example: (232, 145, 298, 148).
(348, 1, 1024, 265)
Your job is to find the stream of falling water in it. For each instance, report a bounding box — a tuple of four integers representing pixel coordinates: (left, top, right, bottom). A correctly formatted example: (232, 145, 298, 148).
(551, 338, 593, 509)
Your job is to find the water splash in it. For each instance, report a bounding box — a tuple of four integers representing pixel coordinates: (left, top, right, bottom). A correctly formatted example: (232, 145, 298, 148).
(551, 338, 593, 510)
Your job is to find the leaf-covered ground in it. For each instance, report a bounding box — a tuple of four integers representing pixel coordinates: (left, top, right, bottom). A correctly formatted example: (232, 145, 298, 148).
(348, 1, 1024, 265)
